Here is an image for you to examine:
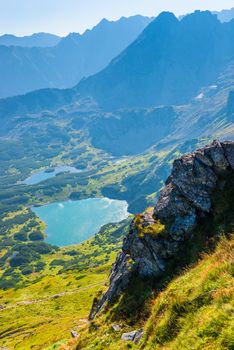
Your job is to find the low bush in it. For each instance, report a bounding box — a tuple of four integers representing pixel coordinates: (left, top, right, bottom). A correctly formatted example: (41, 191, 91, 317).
(14, 231, 28, 242)
(21, 266, 34, 275)
(29, 231, 44, 241)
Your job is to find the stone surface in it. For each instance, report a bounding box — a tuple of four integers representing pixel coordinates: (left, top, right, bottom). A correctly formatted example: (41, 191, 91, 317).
(71, 330, 79, 338)
(223, 141, 234, 170)
(121, 329, 144, 343)
(89, 252, 132, 320)
(112, 324, 122, 332)
(90, 140, 234, 318)
(133, 329, 144, 344)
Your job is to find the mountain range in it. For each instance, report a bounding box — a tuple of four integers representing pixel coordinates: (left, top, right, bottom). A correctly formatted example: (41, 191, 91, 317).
(0, 15, 152, 99)
(0, 10, 234, 212)
(1, 11, 234, 156)
(214, 7, 234, 22)
(0, 32, 61, 47)
(1, 8, 234, 101)
(77, 11, 234, 109)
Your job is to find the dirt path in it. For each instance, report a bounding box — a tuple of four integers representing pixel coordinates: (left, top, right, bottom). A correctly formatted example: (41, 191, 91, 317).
(0, 281, 104, 312)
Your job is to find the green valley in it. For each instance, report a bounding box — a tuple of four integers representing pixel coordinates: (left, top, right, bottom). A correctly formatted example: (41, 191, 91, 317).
(0, 8, 234, 350)
(0, 219, 131, 349)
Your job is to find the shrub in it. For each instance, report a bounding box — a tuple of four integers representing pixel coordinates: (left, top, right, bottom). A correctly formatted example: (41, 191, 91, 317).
(21, 266, 34, 275)
(35, 261, 46, 272)
(27, 220, 38, 228)
(134, 214, 165, 239)
(143, 220, 165, 238)
(14, 231, 28, 242)
(29, 231, 44, 241)
(50, 259, 66, 267)
(27, 242, 54, 254)
(10, 255, 31, 267)
(0, 279, 17, 290)
(63, 250, 78, 256)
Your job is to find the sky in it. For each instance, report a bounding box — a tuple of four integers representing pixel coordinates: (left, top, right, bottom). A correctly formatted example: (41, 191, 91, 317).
(0, 0, 234, 36)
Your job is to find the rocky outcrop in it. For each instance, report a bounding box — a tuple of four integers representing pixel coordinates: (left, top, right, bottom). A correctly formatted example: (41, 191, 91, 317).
(89, 251, 132, 319)
(90, 140, 234, 318)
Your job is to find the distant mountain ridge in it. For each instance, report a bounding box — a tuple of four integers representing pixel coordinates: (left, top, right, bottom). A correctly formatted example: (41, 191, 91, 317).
(0, 11, 234, 157)
(0, 11, 234, 164)
(179, 7, 234, 23)
(214, 7, 234, 22)
(77, 11, 234, 110)
(0, 15, 152, 98)
(0, 33, 61, 47)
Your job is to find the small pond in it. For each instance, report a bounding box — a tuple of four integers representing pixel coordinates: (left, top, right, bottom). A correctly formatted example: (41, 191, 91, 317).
(23, 166, 82, 185)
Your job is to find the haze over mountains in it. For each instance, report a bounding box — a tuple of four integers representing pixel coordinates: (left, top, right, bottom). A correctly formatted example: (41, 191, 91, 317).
(0, 33, 61, 47)
(0, 7, 233, 100)
(77, 11, 234, 109)
(1, 11, 234, 155)
(214, 7, 234, 22)
(0, 15, 152, 98)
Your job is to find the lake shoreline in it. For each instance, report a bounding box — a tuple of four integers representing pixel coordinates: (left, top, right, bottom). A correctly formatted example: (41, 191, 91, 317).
(32, 197, 129, 247)
(22, 165, 86, 186)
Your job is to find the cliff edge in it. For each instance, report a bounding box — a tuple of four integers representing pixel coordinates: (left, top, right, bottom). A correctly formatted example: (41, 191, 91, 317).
(90, 140, 234, 319)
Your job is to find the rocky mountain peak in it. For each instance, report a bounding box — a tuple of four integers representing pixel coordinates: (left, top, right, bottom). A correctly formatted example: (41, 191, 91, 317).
(89, 140, 234, 319)
(153, 11, 178, 24)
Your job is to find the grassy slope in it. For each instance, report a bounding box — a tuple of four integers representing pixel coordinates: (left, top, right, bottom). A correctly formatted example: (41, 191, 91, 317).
(0, 140, 191, 349)
(141, 236, 234, 350)
(0, 219, 131, 350)
(73, 176, 234, 350)
(73, 235, 233, 350)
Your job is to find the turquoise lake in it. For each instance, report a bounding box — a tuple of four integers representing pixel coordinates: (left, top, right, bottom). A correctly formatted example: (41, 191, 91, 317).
(32, 198, 129, 246)
(23, 166, 82, 185)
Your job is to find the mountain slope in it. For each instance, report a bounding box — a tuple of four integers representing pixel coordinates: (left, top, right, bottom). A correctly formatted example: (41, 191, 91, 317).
(89, 106, 176, 156)
(77, 11, 234, 110)
(140, 237, 234, 350)
(75, 236, 233, 350)
(0, 16, 152, 98)
(74, 141, 234, 350)
(89, 140, 234, 313)
(0, 33, 61, 47)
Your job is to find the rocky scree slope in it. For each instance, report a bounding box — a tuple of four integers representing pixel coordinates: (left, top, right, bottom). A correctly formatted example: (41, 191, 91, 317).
(90, 140, 234, 318)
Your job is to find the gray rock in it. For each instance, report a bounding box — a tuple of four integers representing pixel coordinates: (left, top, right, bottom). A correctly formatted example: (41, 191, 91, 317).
(89, 252, 133, 320)
(222, 141, 234, 170)
(121, 329, 144, 343)
(204, 140, 229, 172)
(71, 330, 78, 338)
(112, 324, 122, 332)
(133, 329, 144, 344)
(90, 140, 234, 318)
(170, 154, 217, 212)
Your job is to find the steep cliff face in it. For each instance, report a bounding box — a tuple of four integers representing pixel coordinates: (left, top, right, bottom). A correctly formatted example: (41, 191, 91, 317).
(90, 140, 234, 318)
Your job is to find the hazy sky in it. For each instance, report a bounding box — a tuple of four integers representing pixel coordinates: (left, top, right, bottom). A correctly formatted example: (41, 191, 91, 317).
(0, 0, 233, 36)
